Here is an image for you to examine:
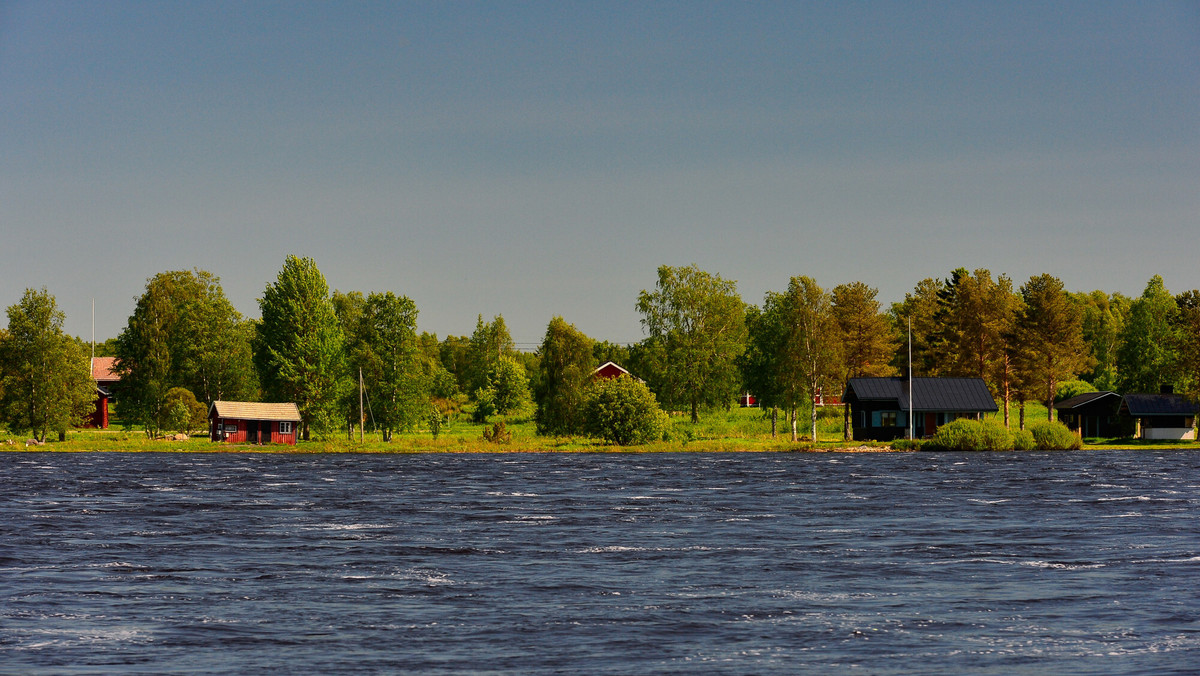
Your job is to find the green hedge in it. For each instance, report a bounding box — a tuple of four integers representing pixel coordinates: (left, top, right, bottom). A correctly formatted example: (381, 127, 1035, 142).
(925, 418, 1079, 451)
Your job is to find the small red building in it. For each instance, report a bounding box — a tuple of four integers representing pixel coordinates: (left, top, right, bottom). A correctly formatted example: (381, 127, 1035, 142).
(209, 401, 302, 445)
(88, 357, 121, 428)
(592, 361, 638, 381)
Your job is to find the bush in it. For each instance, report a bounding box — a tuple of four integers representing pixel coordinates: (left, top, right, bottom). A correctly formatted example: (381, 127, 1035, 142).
(979, 420, 1014, 451)
(162, 387, 207, 436)
(1028, 420, 1081, 450)
(891, 438, 923, 451)
(1055, 380, 1097, 403)
(928, 418, 986, 451)
(582, 376, 670, 446)
(1011, 428, 1036, 450)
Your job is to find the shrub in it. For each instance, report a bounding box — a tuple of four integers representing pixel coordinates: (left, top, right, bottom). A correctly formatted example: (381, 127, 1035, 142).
(1011, 428, 1036, 450)
(891, 438, 923, 451)
(928, 418, 985, 451)
(1028, 420, 1081, 450)
(979, 420, 1014, 451)
(1055, 379, 1097, 403)
(482, 421, 511, 444)
(582, 376, 670, 446)
(162, 387, 207, 436)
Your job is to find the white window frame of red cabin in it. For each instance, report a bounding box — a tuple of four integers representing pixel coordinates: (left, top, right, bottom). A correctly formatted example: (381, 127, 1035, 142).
(280, 421, 293, 434)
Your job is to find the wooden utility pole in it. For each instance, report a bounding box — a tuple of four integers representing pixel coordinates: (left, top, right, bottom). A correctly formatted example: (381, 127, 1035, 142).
(359, 368, 364, 444)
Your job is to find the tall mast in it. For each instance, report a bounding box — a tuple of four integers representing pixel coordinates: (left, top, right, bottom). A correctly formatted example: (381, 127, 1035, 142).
(908, 316, 913, 440)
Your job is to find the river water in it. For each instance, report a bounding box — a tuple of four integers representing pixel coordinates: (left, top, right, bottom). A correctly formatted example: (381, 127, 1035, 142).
(2, 451, 1198, 674)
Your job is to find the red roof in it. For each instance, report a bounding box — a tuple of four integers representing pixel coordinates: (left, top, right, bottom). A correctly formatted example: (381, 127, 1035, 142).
(91, 357, 120, 382)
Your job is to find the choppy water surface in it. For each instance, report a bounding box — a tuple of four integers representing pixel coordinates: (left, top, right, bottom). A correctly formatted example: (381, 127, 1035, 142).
(2, 451, 1199, 674)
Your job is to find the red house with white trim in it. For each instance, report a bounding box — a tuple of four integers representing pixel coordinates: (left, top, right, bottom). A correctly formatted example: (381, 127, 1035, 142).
(87, 357, 120, 428)
(209, 401, 302, 445)
(592, 361, 639, 381)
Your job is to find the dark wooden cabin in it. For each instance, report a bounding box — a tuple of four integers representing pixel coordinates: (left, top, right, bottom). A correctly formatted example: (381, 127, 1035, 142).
(1054, 391, 1127, 438)
(842, 377, 998, 441)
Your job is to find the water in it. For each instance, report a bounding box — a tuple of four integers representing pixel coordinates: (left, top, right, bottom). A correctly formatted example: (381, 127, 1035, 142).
(2, 451, 1199, 674)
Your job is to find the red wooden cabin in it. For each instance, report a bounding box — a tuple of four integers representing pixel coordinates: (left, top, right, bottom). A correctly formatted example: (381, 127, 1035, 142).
(209, 401, 302, 445)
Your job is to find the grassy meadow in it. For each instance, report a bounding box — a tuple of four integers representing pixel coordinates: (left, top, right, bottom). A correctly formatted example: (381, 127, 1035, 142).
(5, 402, 1198, 453)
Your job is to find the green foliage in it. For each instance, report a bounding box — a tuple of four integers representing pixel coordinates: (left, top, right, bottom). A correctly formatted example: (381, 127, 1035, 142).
(254, 256, 349, 440)
(890, 277, 945, 376)
(0, 289, 96, 442)
(1028, 420, 1082, 450)
(1010, 428, 1036, 451)
(583, 375, 670, 445)
(116, 270, 257, 408)
(891, 438, 923, 451)
(1012, 274, 1093, 419)
(1116, 275, 1179, 394)
(535, 316, 595, 436)
(1070, 289, 1130, 391)
(1055, 379, 1097, 402)
(487, 355, 530, 415)
(928, 418, 1019, 451)
(339, 290, 430, 440)
(636, 264, 747, 423)
(162, 387, 207, 435)
(465, 315, 515, 396)
(1174, 290, 1200, 402)
(471, 386, 496, 422)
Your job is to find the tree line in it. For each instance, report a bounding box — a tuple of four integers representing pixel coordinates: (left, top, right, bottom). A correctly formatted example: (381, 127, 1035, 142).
(1, 258, 1197, 444)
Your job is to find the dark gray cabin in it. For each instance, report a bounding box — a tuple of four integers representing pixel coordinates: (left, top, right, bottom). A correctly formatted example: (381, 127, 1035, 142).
(842, 377, 998, 441)
(1054, 391, 1128, 439)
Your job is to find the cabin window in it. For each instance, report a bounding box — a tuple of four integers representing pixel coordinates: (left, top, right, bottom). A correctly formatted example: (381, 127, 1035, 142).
(224, 424, 238, 433)
(280, 421, 293, 434)
(872, 411, 905, 427)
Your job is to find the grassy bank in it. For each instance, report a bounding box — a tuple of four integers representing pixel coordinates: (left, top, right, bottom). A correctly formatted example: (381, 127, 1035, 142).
(4, 405, 1196, 453)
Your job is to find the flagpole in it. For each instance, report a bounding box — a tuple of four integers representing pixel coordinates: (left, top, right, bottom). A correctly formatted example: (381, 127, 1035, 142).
(908, 316, 914, 440)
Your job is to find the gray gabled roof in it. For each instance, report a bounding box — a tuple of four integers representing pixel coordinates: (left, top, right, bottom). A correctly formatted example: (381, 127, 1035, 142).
(843, 377, 998, 412)
(1120, 394, 1200, 417)
(1054, 391, 1121, 411)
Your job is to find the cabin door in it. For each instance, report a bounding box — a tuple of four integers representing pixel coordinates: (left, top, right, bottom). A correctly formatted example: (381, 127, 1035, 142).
(261, 422, 272, 444)
(925, 413, 938, 438)
(247, 421, 258, 443)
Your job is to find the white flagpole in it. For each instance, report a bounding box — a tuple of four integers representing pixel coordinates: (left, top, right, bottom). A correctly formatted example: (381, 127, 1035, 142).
(908, 316, 914, 440)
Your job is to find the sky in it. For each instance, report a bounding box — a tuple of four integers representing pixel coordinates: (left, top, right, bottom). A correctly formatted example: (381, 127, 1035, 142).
(2, 1, 1197, 348)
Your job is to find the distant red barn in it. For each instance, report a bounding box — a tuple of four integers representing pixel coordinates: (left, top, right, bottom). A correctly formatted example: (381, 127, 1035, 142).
(209, 401, 302, 445)
(87, 357, 121, 428)
(591, 361, 639, 381)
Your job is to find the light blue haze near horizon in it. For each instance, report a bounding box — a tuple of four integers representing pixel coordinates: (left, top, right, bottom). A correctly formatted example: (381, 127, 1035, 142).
(2, 1, 1197, 348)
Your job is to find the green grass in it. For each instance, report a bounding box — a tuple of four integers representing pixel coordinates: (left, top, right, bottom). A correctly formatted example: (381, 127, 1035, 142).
(4, 403, 1195, 453)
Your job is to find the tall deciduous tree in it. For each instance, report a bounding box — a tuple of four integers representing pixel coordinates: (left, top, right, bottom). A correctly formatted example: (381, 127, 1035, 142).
(1174, 290, 1200, 403)
(831, 281, 898, 440)
(534, 316, 595, 436)
(465, 314, 515, 397)
(1012, 274, 1092, 421)
(774, 276, 842, 441)
(1116, 275, 1179, 394)
(741, 304, 786, 437)
(115, 270, 257, 435)
(0, 289, 95, 441)
(1070, 290, 1130, 391)
(254, 256, 348, 440)
(636, 264, 747, 423)
(340, 291, 428, 441)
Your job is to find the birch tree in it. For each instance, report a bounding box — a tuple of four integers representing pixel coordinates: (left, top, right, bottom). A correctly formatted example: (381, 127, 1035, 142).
(636, 264, 747, 423)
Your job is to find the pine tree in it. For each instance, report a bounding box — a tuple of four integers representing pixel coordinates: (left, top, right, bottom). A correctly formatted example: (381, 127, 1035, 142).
(831, 281, 898, 440)
(1012, 274, 1093, 421)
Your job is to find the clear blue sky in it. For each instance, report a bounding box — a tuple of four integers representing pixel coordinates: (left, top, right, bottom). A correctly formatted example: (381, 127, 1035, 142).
(2, 1, 1197, 347)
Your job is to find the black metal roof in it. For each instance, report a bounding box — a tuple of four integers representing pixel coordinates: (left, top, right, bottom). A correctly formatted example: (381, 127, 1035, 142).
(1120, 394, 1200, 417)
(843, 377, 998, 412)
(1054, 391, 1121, 411)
